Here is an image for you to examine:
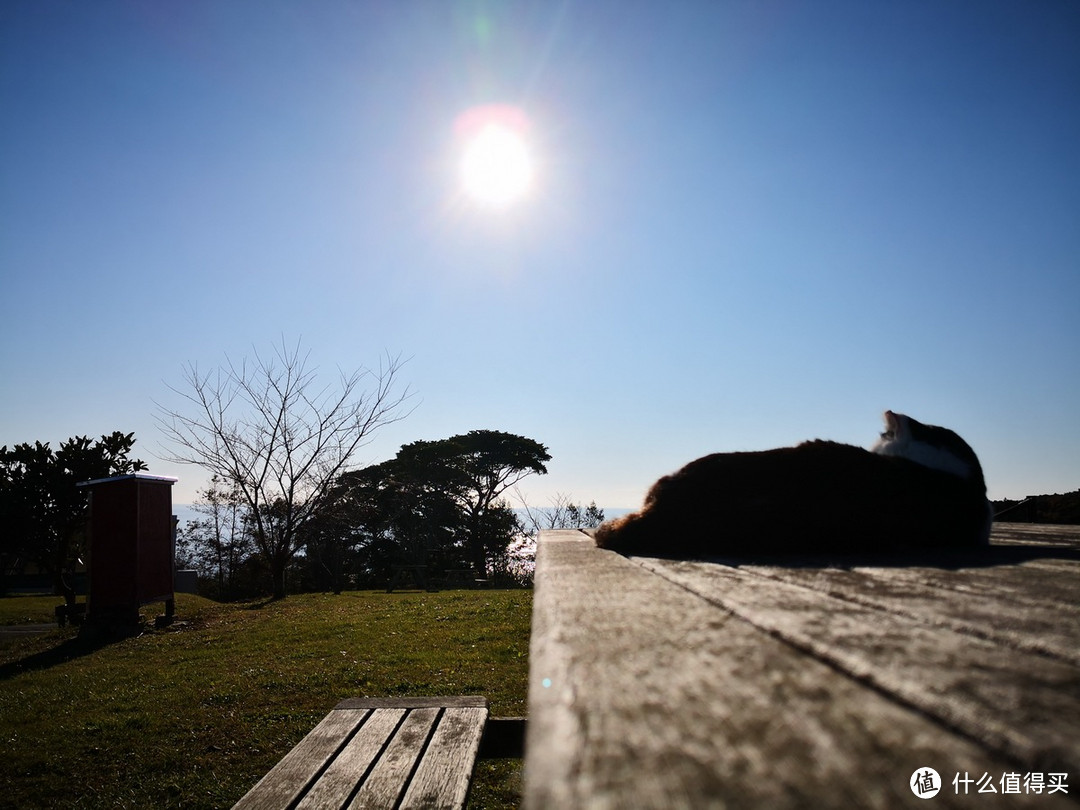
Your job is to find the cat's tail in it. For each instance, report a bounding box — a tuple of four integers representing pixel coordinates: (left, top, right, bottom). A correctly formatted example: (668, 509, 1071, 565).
(593, 515, 625, 548)
(594, 510, 652, 553)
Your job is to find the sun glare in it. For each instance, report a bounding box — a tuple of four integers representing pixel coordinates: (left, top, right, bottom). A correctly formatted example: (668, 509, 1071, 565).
(455, 105, 534, 209)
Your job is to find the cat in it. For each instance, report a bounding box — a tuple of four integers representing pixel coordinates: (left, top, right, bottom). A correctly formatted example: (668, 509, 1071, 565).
(594, 411, 992, 558)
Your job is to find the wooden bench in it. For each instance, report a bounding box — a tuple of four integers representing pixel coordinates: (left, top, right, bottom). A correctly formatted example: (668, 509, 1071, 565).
(441, 569, 489, 590)
(232, 696, 489, 810)
(524, 523, 1080, 808)
(385, 565, 435, 593)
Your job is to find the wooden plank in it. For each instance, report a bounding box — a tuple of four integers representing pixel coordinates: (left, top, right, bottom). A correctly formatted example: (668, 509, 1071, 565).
(749, 565, 1078, 665)
(235, 697, 488, 810)
(840, 561, 1080, 616)
(347, 708, 439, 808)
(334, 696, 487, 710)
(694, 524, 1080, 616)
(400, 707, 488, 809)
(698, 524, 1080, 665)
(725, 551, 1080, 666)
(638, 555, 1080, 775)
(232, 709, 370, 810)
(991, 523, 1080, 545)
(525, 530, 1075, 809)
(295, 708, 404, 810)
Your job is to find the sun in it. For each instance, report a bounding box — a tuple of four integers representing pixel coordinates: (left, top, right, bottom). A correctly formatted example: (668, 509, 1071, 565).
(461, 125, 533, 207)
(455, 106, 534, 209)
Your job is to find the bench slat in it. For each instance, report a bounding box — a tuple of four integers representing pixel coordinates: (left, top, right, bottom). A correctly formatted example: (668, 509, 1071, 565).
(232, 698, 488, 810)
(233, 709, 371, 810)
(295, 708, 405, 809)
(524, 528, 1080, 808)
(400, 707, 489, 809)
(734, 555, 1080, 665)
(640, 554, 1080, 773)
(347, 707, 439, 807)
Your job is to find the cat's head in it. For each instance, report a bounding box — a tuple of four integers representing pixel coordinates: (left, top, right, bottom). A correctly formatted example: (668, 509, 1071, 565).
(871, 410, 985, 488)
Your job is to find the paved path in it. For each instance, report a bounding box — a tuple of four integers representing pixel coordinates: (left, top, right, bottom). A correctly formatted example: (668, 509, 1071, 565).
(0, 623, 55, 641)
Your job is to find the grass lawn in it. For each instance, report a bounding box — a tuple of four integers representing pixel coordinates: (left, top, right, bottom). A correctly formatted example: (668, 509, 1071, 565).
(0, 590, 532, 809)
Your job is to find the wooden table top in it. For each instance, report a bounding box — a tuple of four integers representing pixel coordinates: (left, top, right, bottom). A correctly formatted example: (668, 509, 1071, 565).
(524, 523, 1080, 809)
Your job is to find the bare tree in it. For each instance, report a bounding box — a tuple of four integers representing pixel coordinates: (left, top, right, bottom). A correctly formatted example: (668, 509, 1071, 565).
(157, 339, 412, 599)
(177, 475, 252, 599)
(516, 490, 605, 535)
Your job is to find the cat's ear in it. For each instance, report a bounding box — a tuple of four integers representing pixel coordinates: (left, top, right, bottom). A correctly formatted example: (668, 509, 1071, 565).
(873, 411, 902, 452)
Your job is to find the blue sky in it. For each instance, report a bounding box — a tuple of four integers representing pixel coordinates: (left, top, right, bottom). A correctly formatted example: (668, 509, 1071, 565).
(2, 1, 1078, 510)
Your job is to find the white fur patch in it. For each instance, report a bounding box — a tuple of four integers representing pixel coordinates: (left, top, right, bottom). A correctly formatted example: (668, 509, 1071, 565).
(872, 427, 975, 479)
(879, 439, 973, 478)
(870, 411, 972, 480)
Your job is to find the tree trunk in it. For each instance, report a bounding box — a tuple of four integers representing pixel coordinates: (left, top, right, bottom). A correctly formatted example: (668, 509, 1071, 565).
(463, 511, 485, 575)
(54, 571, 77, 609)
(270, 557, 288, 600)
(468, 530, 488, 577)
(52, 532, 78, 609)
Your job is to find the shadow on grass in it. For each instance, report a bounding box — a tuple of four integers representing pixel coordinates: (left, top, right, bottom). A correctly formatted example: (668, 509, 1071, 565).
(0, 628, 129, 682)
(241, 598, 278, 610)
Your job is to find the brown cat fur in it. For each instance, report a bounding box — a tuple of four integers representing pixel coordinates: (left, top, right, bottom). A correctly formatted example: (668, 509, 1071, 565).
(594, 411, 991, 558)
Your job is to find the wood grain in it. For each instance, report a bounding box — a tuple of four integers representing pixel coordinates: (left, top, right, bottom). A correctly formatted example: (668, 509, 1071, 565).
(295, 708, 404, 809)
(524, 526, 1079, 809)
(231, 697, 488, 810)
(400, 707, 489, 809)
(232, 709, 369, 810)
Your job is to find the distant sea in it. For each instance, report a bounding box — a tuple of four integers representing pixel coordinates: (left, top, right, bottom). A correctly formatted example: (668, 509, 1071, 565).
(172, 504, 632, 529)
(173, 504, 200, 527)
